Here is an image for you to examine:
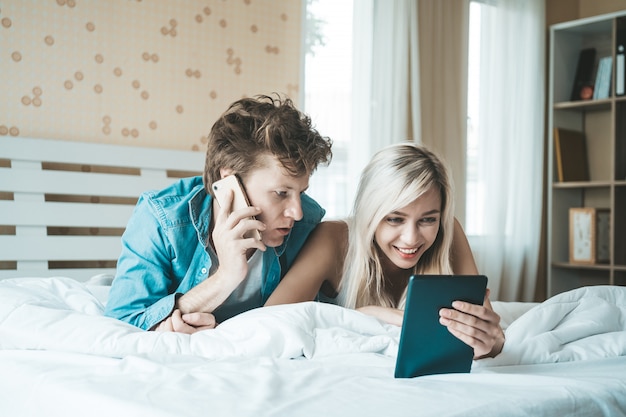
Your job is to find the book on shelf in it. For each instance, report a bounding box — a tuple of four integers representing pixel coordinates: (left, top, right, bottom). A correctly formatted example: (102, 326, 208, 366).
(617, 17, 625, 96)
(570, 48, 596, 101)
(592, 56, 612, 100)
(553, 128, 590, 182)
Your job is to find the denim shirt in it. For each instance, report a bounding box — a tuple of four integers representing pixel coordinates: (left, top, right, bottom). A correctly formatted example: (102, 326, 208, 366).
(103, 176, 325, 330)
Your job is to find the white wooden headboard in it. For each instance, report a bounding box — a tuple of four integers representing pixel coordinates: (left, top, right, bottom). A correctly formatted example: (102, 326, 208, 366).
(0, 137, 204, 281)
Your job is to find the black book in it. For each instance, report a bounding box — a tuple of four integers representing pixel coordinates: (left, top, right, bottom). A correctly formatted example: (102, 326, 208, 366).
(570, 48, 596, 101)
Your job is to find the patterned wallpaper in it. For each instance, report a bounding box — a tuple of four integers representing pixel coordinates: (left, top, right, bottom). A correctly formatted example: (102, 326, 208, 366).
(0, 0, 302, 151)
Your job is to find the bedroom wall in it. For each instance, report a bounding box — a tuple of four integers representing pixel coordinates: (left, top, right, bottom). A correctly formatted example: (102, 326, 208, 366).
(0, 0, 302, 151)
(546, 0, 626, 25)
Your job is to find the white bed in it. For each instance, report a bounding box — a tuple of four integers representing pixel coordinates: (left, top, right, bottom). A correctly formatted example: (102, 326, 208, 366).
(1, 277, 625, 417)
(1, 137, 625, 417)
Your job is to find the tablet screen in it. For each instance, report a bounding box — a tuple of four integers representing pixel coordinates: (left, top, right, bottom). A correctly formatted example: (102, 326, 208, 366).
(394, 275, 488, 378)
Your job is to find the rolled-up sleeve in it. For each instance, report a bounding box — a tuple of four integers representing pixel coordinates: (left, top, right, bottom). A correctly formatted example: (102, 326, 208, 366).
(104, 194, 178, 330)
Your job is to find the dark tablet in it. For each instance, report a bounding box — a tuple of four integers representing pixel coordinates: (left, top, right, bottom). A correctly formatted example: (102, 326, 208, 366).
(394, 275, 488, 378)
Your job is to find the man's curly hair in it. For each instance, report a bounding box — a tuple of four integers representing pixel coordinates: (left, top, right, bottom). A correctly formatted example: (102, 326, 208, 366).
(203, 94, 333, 193)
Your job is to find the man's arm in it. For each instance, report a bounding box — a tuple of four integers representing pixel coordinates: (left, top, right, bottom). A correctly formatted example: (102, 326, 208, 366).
(176, 189, 266, 315)
(106, 189, 264, 332)
(104, 196, 182, 330)
(152, 309, 216, 333)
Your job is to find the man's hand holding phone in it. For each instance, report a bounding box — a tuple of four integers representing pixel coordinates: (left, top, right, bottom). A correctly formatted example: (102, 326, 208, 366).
(163, 177, 266, 330)
(212, 175, 263, 241)
(211, 175, 266, 285)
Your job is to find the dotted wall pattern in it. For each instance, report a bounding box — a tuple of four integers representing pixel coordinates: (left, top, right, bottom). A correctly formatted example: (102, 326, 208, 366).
(0, 0, 302, 151)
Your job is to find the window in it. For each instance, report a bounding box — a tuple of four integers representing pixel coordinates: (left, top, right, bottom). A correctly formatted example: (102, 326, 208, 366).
(303, 0, 487, 232)
(466, 0, 483, 236)
(303, 0, 353, 219)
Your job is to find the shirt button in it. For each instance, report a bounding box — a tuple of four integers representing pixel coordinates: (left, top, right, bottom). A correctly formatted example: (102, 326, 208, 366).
(201, 268, 207, 274)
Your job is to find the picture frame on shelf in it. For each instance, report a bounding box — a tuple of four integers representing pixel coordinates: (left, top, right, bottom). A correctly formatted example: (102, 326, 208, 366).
(569, 207, 611, 264)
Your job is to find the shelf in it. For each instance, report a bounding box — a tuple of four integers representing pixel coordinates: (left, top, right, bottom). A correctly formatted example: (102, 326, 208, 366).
(552, 181, 611, 188)
(553, 99, 611, 111)
(552, 262, 612, 270)
(547, 11, 626, 298)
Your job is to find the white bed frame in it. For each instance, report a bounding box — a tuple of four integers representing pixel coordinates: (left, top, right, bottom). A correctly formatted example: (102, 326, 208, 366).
(0, 137, 204, 281)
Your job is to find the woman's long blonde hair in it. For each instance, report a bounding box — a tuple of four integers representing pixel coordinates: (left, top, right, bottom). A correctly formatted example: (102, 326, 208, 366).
(338, 143, 454, 309)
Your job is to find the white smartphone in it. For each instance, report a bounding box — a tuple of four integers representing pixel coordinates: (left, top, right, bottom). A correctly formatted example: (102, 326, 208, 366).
(211, 174, 262, 240)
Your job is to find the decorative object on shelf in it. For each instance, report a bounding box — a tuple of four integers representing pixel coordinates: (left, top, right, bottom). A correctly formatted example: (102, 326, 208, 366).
(579, 85, 594, 100)
(596, 209, 610, 262)
(569, 207, 611, 265)
(592, 56, 612, 100)
(553, 128, 590, 182)
(570, 47, 596, 101)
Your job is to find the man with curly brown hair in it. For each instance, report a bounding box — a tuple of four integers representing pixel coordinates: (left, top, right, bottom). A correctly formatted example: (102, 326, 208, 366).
(105, 94, 333, 333)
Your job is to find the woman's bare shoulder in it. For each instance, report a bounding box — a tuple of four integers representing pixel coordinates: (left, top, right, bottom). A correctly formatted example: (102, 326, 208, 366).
(313, 220, 348, 296)
(313, 220, 349, 246)
(302, 220, 349, 260)
(318, 219, 348, 234)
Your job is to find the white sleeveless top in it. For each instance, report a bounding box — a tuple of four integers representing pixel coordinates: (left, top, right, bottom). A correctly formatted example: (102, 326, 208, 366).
(210, 249, 263, 323)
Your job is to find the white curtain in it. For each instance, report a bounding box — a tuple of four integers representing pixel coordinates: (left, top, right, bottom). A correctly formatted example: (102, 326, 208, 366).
(468, 0, 545, 302)
(417, 1, 469, 227)
(349, 0, 421, 206)
(308, 0, 545, 302)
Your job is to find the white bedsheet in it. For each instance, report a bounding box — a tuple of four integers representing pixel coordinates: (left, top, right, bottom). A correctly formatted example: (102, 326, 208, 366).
(479, 285, 626, 367)
(1, 277, 625, 417)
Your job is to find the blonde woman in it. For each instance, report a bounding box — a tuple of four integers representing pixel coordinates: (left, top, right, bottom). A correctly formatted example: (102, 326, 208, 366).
(267, 143, 504, 358)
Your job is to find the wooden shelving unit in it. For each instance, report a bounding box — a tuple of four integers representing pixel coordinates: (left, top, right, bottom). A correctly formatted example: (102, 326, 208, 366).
(547, 11, 626, 297)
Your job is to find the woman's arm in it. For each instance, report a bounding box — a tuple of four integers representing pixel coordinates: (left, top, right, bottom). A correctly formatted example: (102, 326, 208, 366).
(439, 289, 505, 359)
(447, 218, 504, 358)
(451, 218, 478, 275)
(265, 220, 348, 306)
(356, 306, 404, 326)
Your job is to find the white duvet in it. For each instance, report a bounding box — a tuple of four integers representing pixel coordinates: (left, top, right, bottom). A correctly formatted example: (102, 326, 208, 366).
(1, 277, 626, 417)
(0, 277, 625, 366)
(0, 277, 397, 360)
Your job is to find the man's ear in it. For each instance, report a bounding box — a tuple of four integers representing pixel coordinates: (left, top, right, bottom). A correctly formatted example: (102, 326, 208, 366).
(219, 168, 234, 179)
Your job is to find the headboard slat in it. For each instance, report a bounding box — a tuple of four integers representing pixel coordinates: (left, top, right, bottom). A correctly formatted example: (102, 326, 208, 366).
(0, 268, 117, 281)
(0, 235, 122, 260)
(0, 137, 204, 282)
(0, 201, 134, 228)
(2, 137, 204, 170)
(1, 169, 181, 198)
